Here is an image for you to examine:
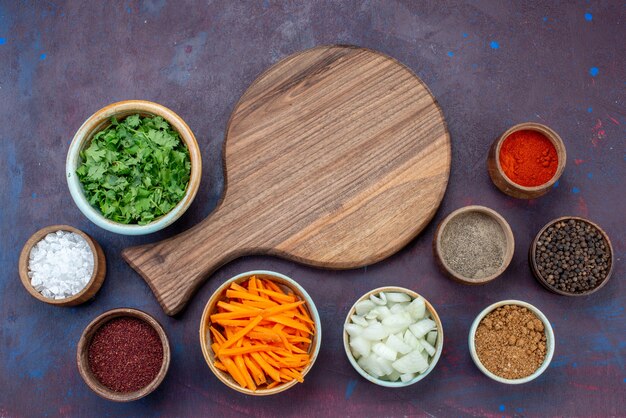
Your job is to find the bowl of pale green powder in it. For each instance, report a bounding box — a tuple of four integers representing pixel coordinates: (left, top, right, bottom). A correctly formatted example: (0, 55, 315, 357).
(433, 205, 514, 284)
(66, 100, 202, 235)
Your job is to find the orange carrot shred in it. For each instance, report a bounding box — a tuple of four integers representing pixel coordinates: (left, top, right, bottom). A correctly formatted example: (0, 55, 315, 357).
(235, 355, 256, 391)
(219, 315, 263, 352)
(214, 361, 228, 372)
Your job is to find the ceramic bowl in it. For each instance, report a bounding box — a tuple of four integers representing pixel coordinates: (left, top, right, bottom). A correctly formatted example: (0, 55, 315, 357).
(487, 122, 566, 199)
(433, 205, 515, 285)
(343, 286, 444, 387)
(18, 224, 106, 306)
(529, 216, 614, 296)
(76, 308, 171, 402)
(468, 300, 555, 384)
(66, 100, 202, 235)
(199, 270, 322, 395)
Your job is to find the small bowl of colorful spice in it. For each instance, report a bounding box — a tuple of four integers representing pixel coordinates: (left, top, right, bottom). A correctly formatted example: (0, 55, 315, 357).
(530, 216, 614, 296)
(343, 287, 443, 387)
(433, 205, 515, 284)
(77, 308, 170, 402)
(200, 270, 321, 395)
(18, 225, 106, 306)
(66, 100, 202, 235)
(488, 122, 566, 199)
(469, 300, 555, 384)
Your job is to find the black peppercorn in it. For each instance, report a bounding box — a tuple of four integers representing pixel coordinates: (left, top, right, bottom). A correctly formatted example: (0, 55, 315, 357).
(534, 218, 611, 294)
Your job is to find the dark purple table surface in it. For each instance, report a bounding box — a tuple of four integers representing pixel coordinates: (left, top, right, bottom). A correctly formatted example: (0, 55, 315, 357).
(1, 1, 624, 417)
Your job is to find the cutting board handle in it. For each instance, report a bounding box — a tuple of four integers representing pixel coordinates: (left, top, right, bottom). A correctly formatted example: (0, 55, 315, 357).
(122, 202, 250, 315)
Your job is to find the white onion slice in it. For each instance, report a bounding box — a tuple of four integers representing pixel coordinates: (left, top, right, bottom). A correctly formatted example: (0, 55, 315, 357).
(372, 342, 397, 361)
(362, 322, 388, 341)
(392, 349, 429, 374)
(386, 333, 412, 355)
(390, 302, 410, 314)
(344, 323, 364, 337)
(381, 312, 412, 334)
(426, 331, 437, 346)
(420, 339, 436, 357)
(375, 306, 391, 319)
(358, 355, 385, 377)
(386, 370, 401, 382)
(350, 336, 371, 358)
(406, 297, 426, 320)
(375, 355, 394, 376)
(351, 314, 368, 327)
(409, 318, 436, 339)
(400, 372, 416, 383)
(386, 292, 411, 303)
(355, 300, 376, 315)
(403, 329, 419, 350)
(370, 292, 387, 305)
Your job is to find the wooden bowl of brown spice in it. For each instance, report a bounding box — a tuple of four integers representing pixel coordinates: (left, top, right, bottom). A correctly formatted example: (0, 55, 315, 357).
(468, 300, 555, 384)
(433, 206, 514, 284)
(77, 308, 171, 402)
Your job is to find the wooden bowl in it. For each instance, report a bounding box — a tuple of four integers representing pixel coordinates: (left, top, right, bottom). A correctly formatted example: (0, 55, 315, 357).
(76, 308, 171, 402)
(66, 100, 202, 235)
(199, 270, 322, 396)
(18, 225, 106, 306)
(468, 300, 555, 384)
(487, 122, 566, 199)
(343, 286, 444, 387)
(529, 216, 614, 296)
(433, 205, 514, 284)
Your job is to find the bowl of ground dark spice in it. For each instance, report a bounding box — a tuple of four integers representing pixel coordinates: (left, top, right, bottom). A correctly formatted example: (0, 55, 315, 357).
(469, 300, 555, 384)
(487, 122, 566, 199)
(433, 205, 514, 284)
(530, 217, 613, 296)
(77, 308, 170, 402)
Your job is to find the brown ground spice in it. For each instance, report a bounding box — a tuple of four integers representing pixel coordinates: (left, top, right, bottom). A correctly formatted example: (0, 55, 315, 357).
(88, 317, 164, 393)
(474, 305, 547, 379)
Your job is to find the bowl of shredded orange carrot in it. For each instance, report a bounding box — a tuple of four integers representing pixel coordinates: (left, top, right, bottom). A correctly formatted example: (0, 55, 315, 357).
(199, 270, 321, 395)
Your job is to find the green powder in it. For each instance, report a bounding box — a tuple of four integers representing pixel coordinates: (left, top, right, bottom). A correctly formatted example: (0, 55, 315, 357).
(440, 212, 506, 279)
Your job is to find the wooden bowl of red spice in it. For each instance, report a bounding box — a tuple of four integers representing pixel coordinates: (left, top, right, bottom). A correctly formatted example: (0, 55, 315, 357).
(488, 122, 566, 199)
(77, 308, 170, 402)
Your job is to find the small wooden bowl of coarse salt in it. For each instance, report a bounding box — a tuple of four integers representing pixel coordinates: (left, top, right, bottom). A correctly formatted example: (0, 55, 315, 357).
(19, 225, 106, 306)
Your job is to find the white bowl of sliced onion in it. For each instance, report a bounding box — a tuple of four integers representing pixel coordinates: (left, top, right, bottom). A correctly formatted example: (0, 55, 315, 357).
(343, 287, 444, 387)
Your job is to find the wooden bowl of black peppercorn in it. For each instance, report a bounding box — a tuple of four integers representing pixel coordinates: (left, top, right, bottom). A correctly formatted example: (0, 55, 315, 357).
(529, 216, 613, 296)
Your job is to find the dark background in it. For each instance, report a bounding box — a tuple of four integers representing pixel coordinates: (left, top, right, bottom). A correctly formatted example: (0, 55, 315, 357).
(0, 1, 624, 417)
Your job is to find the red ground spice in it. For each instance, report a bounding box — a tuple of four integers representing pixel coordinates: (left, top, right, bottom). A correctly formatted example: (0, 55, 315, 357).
(88, 317, 163, 393)
(499, 129, 558, 187)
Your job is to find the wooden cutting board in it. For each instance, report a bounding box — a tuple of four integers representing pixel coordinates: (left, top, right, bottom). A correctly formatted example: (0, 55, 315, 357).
(123, 45, 451, 315)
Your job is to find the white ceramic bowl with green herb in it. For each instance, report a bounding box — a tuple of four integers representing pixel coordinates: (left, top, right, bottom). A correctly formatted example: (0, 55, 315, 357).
(66, 100, 202, 235)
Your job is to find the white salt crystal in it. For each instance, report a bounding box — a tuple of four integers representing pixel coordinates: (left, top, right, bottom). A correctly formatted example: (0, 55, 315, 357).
(28, 230, 94, 299)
